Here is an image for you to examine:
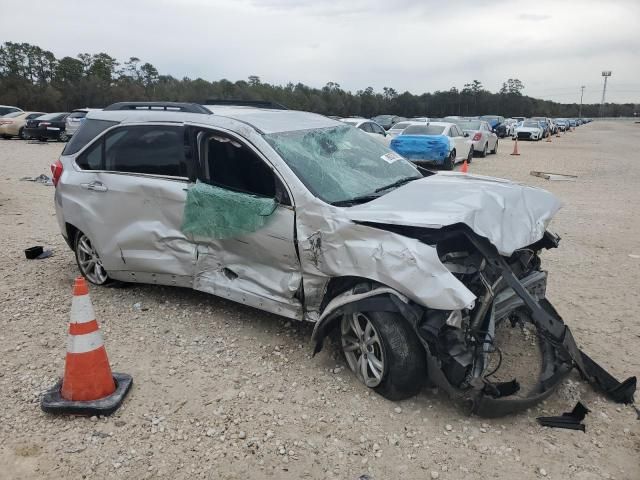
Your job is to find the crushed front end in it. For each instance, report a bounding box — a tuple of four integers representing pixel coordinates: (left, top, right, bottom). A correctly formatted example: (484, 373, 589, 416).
(406, 224, 636, 416)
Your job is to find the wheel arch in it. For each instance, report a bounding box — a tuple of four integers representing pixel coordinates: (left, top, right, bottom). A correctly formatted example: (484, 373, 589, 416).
(311, 278, 424, 355)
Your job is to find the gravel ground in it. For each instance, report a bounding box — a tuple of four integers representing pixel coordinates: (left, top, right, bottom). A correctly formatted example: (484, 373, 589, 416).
(0, 122, 638, 480)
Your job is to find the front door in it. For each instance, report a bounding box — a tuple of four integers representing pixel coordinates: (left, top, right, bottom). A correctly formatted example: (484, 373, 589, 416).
(187, 128, 303, 319)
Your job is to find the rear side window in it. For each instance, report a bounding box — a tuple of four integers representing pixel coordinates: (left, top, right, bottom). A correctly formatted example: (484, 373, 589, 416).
(63, 119, 118, 155)
(76, 125, 187, 177)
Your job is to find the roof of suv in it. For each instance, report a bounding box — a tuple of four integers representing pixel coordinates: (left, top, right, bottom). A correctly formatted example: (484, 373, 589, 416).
(87, 105, 340, 134)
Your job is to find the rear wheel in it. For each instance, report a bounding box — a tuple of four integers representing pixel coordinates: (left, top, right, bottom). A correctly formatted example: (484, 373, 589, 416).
(491, 140, 498, 154)
(58, 132, 70, 142)
(18, 128, 27, 140)
(340, 311, 426, 400)
(480, 143, 488, 157)
(443, 150, 455, 170)
(74, 231, 111, 285)
(467, 147, 473, 163)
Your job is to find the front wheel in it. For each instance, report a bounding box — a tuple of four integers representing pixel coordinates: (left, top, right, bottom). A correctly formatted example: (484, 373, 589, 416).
(491, 140, 498, 154)
(340, 311, 426, 400)
(74, 231, 111, 285)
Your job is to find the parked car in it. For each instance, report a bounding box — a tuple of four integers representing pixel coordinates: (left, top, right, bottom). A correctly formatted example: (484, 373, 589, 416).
(390, 122, 472, 169)
(568, 118, 577, 128)
(0, 111, 46, 139)
(51, 101, 631, 415)
(23, 112, 71, 141)
(339, 118, 391, 145)
(514, 120, 544, 140)
(65, 108, 99, 137)
(530, 117, 553, 137)
(512, 116, 526, 123)
(387, 121, 421, 139)
(479, 115, 505, 129)
(455, 120, 498, 157)
(371, 114, 407, 130)
(554, 119, 568, 132)
(0, 105, 23, 116)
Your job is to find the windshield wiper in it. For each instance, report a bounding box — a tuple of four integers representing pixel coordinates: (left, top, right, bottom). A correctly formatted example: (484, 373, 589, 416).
(374, 176, 421, 194)
(330, 194, 381, 207)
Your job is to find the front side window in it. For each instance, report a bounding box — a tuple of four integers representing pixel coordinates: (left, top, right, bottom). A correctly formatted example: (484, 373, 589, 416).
(360, 122, 374, 133)
(264, 125, 421, 205)
(199, 131, 288, 202)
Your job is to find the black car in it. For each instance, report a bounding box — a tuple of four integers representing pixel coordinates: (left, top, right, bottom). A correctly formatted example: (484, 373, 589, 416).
(23, 112, 71, 141)
(493, 123, 508, 138)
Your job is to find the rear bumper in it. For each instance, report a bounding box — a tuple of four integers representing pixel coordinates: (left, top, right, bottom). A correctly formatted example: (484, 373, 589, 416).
(24, 127, 62, 139)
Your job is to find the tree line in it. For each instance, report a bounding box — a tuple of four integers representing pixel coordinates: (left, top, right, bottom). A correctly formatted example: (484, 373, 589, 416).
(0, 41, 635, 118)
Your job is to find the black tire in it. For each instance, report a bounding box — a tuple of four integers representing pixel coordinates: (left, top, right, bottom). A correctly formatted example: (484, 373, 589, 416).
(479, 143, 488, 157)
(342, 311, 427, 400)
(58, 132, 70, 142)
(18, 127, 27, 140)
(1, 134, 11, 140)
(491, 140, 498, 154)
(467, 147, 473, 163)
(74, 230, 112, 286)
(443, 150, 455, 170)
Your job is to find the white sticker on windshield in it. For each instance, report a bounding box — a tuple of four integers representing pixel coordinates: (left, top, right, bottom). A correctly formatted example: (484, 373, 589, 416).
(381, 152, 403, 164)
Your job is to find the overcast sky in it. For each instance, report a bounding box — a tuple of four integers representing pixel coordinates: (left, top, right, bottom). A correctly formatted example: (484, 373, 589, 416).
(2, 0, 639, 103)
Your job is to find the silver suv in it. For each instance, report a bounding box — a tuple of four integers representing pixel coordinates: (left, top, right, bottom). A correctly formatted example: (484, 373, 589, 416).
(51, 101, 634, 415)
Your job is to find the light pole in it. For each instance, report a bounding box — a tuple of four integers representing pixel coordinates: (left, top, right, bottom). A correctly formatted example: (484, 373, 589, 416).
(600, 71, 611, 117)
(579, 85, 585, 118)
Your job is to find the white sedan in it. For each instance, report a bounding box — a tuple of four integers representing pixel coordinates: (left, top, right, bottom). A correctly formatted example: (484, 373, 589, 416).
(339, 118, 391, 145)
(514, 120, 545, 141)
(454, 120, 498, 157)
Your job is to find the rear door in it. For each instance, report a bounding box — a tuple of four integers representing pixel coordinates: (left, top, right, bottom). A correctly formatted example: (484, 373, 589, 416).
(72, 124, 196, 284)
(450, 125, 469, 160)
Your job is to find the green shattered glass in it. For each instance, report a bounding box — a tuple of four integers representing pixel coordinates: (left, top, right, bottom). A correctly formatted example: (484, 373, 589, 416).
(182, 181, 277, 239)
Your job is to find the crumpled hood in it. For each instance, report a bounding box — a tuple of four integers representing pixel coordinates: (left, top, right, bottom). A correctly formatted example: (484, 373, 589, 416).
(345, 172, 562, 255)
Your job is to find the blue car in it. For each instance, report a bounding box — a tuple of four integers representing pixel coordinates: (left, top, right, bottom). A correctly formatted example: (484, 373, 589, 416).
(390, 123, 471, 170)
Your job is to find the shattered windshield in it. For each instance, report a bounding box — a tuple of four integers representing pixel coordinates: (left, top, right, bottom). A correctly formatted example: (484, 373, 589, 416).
(264, 125, 421, 205)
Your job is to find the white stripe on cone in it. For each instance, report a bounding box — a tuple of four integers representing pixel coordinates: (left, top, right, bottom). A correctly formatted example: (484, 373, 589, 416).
(67, 330, 104, 354)
(70, 295, 96, 324)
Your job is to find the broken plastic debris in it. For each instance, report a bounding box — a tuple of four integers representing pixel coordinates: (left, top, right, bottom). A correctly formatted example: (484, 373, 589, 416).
(537, 402, 590, 432)
(530, 171, 578, 181)
(20, 174, 53, 185)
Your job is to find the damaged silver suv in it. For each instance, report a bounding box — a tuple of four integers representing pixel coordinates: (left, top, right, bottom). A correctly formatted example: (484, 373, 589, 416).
(52, 102, 635, 416)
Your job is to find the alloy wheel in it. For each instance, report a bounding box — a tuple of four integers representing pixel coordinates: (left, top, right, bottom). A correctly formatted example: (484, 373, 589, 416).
(341, 313, 386, 387)
(76, 234, 108, 284)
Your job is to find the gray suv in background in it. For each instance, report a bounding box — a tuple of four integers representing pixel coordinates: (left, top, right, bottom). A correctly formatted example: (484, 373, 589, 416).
(50, 101, 633, 416)
(65, 108, 99, 137)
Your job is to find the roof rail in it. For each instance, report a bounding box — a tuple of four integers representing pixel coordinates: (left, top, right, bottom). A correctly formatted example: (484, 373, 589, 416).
(203, 99, 288, 110)
(103, 102, 212, 114)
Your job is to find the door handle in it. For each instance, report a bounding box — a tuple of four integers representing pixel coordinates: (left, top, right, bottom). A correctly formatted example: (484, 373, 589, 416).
(81, 181, 108, 192)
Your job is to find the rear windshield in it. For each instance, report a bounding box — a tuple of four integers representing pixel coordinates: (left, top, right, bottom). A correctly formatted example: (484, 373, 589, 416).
(3, 111, 23, 118)
(458, 121, 481, 130)
(402, 125, 445, 135)
(62, 119, 119, 155)
(390, 122, 413, 130)
(35, 112, 68, 121)
(523, 121, 540, 127)
(68, 111, 88, 119)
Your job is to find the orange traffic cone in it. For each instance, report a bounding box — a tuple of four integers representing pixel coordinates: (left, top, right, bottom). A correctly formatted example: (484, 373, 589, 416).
(510, 137, 521, 156)
(461, 159, 469, 173)
(41, 276, 132, 416)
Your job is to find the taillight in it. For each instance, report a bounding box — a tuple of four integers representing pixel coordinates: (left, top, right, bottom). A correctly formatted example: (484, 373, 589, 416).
(472, 133, 482, 142)
(40, 122, 50, 127)
(51, 159, 63, 187)
(0, 119, 14, 125)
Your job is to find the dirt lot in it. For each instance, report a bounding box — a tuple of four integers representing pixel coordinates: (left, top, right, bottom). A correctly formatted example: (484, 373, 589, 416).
(0, 122, 639, 480)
